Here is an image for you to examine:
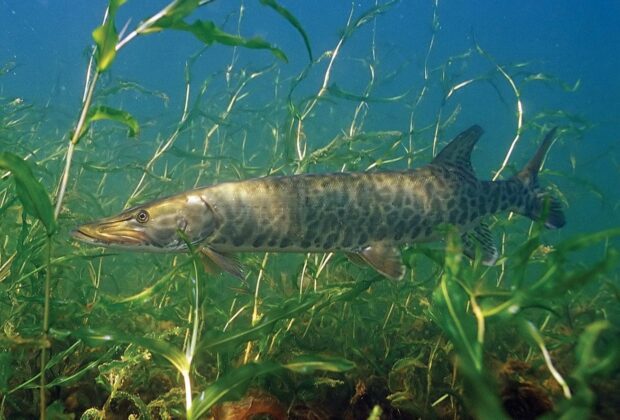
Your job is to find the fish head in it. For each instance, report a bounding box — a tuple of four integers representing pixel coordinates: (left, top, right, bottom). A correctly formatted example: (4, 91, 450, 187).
(72, 192, 218, 252)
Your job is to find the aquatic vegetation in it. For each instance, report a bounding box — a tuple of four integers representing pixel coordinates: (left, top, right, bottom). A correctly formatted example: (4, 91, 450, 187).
(1, 1, 619, 419)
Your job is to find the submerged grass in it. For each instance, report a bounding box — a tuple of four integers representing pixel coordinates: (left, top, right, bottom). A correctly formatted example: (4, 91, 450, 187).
(1, 1, 619, 419)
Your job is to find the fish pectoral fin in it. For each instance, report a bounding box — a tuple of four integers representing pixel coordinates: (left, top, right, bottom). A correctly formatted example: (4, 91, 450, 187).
(345, 252, 367, 267)
(461, 222, 498, 266)
(358, 243, 405, 281)
(199, 247, 244, 279)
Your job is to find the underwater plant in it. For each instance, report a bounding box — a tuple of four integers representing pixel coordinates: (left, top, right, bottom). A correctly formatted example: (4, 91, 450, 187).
(0, 1, 618, 419)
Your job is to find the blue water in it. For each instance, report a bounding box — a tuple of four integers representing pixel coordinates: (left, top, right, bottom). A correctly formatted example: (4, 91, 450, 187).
(2, 2, 620, 417)
(1, 0, 619, 236)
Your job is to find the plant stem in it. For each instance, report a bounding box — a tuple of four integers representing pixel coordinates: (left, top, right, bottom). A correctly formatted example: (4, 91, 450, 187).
(54, 70, 100, 218)
(39, 236, 52, 419)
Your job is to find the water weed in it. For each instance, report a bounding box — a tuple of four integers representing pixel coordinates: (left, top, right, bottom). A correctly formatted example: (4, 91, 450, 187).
(1, 1, 618, 419)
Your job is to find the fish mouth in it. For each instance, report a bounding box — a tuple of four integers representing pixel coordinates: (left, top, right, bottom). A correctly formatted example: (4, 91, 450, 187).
(71, 222, 149, 248)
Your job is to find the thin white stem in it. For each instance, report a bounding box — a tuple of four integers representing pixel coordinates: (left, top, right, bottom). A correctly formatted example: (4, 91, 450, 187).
(54, 69, 100, 218)
(526, 321, 572, 399)
(182, 371, 192, 411)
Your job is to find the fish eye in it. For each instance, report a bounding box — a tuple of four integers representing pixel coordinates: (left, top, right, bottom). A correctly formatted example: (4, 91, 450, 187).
(135, 209, 149, 224)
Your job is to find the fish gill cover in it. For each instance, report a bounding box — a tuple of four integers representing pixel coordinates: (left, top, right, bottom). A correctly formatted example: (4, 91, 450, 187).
(0, 0, 619, 418)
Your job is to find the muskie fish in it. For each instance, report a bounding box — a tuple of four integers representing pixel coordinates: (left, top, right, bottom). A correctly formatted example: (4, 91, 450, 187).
(72, 125, 565, 280)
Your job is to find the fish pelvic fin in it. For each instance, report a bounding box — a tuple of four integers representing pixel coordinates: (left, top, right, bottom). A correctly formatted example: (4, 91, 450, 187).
(514, 127, 566, 229)
(431, 125, 484, 174)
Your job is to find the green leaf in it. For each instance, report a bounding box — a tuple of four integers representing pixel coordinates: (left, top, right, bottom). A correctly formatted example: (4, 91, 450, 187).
(187, 20, 287, 62)
(0, 61, 17, 76)
(164, 0, 200, 19)
(0, 152, 57, 235)
(429, 232, 481, 371)
(147, 18, 287, 62)
(458, 358, 509, 420)
(344, 0, 397, 39)
(69, 328, 189, 374)
(92, 0, 127, 72)
(198, 294, 321, 352)
(390, 356, 426, 372)
(189, 354, 353, 419)
(189, 362, 283, 419)
(574, 320, 618, 378)
(45, 400, 75, 420)
(284, 354, 355, 374)
(555, 228, 620, 255)
(327, 84, 408, 103)
(8, 340, 83, 393)
(0, 352, 13, 393)
(78, 105, 140, 140)
(138, 0, 200, 34)
(554, 320, 619, 418)
(260, 0, 312, 61)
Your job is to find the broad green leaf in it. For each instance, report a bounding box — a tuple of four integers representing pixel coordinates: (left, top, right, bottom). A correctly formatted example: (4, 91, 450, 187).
(163, 0, 200, 21)
(147, 18, 287, 62)
(429, 232, 482, 370)
(78, 105, 140, 140)
(184, 20, 287, 62)
(92, 0, 127, 72)
(260, 0, 312, 61)
(69, 328, 189, 374)
(0, 152, 57, 235)
(189, 362, 283, 419)
(137, 0, 200, 34)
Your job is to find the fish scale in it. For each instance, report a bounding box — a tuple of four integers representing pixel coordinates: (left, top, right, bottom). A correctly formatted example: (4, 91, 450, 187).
(72, 125, 565, 280)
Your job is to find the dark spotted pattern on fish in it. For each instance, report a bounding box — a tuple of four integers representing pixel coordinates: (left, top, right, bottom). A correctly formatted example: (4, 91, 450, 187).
(202, 164, 526, 254)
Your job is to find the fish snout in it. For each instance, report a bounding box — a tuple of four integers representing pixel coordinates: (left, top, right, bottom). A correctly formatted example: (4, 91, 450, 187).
(71, 220, 149, 247)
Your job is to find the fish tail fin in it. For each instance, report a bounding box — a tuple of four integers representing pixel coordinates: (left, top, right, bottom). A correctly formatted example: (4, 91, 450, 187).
(514, 127, 565, 229)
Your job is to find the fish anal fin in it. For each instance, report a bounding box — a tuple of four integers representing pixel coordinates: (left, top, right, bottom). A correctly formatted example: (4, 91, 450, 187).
(199, 247, 244, 279)
(461, 222, 499, 266)
(431, 125, 483, 173)
(357, 243, 405, 280)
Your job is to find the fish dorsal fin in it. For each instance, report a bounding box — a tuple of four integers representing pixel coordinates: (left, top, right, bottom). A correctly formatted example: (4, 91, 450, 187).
(461, 222, 498, 266)
(431, 125, 483, 173)
(357, 243, 405, 280)
(200, 247, 244, 279)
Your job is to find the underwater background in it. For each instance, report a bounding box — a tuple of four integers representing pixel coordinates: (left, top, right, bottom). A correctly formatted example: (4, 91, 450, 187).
(1, 0, 619, 418)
